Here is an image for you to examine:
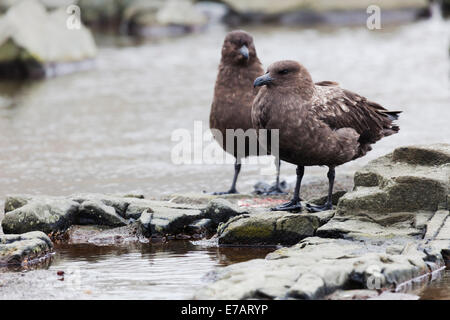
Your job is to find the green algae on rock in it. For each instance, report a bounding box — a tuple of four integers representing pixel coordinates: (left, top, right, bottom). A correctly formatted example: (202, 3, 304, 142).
(1, 198, 78, 234)
(217, 211, 323, 246)
(0, 231, 53, 266)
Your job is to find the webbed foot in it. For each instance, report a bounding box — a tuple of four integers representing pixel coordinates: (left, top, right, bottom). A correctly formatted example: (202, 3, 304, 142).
(206, 189, 238, 195)
(305, 203, 333, 212)
(271, 199, 302, 212)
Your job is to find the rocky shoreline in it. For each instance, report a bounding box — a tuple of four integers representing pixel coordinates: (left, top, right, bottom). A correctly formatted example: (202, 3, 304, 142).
(0, 144, 449, 299)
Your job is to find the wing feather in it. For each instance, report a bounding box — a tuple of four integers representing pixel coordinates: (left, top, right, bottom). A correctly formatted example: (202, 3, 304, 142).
(312, 84, 401, 144)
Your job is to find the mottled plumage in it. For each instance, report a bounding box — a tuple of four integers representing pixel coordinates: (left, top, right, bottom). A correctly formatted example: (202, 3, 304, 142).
(252, 60, 401, 212)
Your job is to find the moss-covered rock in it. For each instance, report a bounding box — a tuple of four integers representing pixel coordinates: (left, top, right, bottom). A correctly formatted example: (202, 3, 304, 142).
(2, 193, 208, 237)
(1, 198, 78, 234)
(0, 231, 53, 265)
(4, 194, 33, 213)
(218, 211, 320, 245)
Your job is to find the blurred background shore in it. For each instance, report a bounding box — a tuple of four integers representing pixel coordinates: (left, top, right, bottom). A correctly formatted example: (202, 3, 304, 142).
(0, 0, 449, 205)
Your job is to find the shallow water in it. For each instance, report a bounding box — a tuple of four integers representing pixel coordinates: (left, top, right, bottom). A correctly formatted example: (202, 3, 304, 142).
(419, 270, 450, 300)
(0, 19, 449, 299)
(0, 241, 274, 299)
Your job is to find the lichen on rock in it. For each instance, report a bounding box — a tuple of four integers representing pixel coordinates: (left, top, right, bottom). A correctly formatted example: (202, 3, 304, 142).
(0, 231, 53, 266)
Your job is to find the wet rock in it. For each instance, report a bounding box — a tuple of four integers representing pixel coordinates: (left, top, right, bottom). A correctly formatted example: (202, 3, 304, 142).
(123, 0, 207, 37)
(114, 192, 145, 199)
(317, 144, 449, 241)
(443, 0, 450, 18)
(308, 190, 347, 206)
(204, 199, 247, 226)
(77, 200, 127, 227)
(218, 211, 320, 246)
(253, 180, 288, 195)
(137, 209, 152, 238)
(424, 210, 449, 241)
(221, 0, 428, 25)
(392, 144, 450, 166)
(339, 144, 449, 215)
(435, 212, 450, 240)
(287, 273, 326, 299)
(1, 193, 210, 238)
(4, 194, 33, 213)
(162, 192, 250, 205)
(385, 244, 405, 255)
(1, 199, 78, 234)
(369, 291, 420, 300)
(0, 231, 53, 265)
(187, 218, 213, 234)
(326, 289, 380, 300)
(195, 236, 443, 300)
(150, 206, 203, 235)
(126, 201, 152, 220)
(71, 194, 129, 218)
(65, 224, 140, 245)
(310, 209, 335, 225)
(136, 204, 203, 237)
(316, 215, 426, 240)
(0, 0, 97, 79)
(77, 0, 125, 28)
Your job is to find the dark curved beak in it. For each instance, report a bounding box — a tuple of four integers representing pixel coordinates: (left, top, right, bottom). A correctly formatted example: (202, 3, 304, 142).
(239, 45, 249, 60)
(254, 73, 273, 88)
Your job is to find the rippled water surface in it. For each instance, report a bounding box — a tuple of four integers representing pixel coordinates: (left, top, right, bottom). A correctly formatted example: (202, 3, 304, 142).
(0, 241, 274, 299)
(0, 19, 449, 299)
(418, 270, 450, 300)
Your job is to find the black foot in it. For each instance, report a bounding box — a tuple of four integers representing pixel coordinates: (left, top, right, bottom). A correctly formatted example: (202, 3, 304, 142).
(260, 186, 287, 195)
(261, 181, 288, 195)
(253, 180, 288, 195)
(306, 203, 333, 212)
(271, 199, 302, 212)
(208, 189, 238, 195)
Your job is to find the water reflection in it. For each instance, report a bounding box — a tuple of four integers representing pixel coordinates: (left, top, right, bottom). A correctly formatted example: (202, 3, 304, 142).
(0, 241, 273, 300)
(419, 270, 450, 300)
